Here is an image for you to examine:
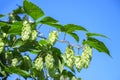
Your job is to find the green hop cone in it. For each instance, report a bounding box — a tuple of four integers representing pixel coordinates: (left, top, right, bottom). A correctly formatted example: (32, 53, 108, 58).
(48, 31, 58, 45)
(81, 44, 92, 68)
(75, 56, 83, 72)
(45, 54, 54, 69)
(65, 46, 75, 69)
(0, 39, 5, 54)
(71, 76, 77, 80)
(66, 56, 74, 69)
(31, 30, 38, 40)
(12, 58, 18, 67)
(21, 21, 31, 41)
(35, 57, 43, 71)
(65, 46, 74, 59)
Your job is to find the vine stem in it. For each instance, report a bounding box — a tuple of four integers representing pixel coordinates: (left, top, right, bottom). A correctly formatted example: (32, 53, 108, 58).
(38, 35, 83, 49)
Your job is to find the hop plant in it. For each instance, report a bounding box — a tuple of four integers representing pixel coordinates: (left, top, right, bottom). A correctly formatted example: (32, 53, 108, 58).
(35, 56, 43, 71)
(21, 20, 31, 41)
(31, 30, 38, 40)
(65, 46, 75, 69)
(45, 54, 54, 69)
(81, 44, 92, 68)
(12, 58, 18, 67)
(48, 31, 58, 45)
(0, 39, 5, 54)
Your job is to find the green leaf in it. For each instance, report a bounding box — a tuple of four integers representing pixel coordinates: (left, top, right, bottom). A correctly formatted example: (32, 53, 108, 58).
(40, 16, 58, 23)
(61, 24, 87, 32)
(68, 32, 79, 42)
(39, 39, 49, 46)
(13, 6, 24, 14)
(42, 23, 63, 29)
(5, 67, 30, 78)
(83, 37, 110, 56)
(86, 32, 108, 38)
(23, 0, 44, 20)
(12, 39, 24, 48)
(0, 14, 5, 18)
(30, 49, 41, 54)
(0, 21, 9, 26)
(8, 22, 23, 35)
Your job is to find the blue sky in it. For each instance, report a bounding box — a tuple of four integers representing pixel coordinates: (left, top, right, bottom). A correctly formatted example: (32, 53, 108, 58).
(0, 0, 120, 80)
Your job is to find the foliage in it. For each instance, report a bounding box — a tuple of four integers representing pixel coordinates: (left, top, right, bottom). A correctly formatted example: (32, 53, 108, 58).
(0, 0, 110, 80)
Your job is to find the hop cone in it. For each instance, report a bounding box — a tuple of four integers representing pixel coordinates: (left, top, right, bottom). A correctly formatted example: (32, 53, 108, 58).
(65, 46, 75, 69)
(48, 31, 58, 45)
(81, 44, 92, 68)
(31, 30, 38, 40)
(35, 57, 43, 71)
(45, 54, 54, 69)
(12, 58, 18, 67)
(0, 39, 5, 54)
(21, 21, 31, 41)
(75, 56, 83, 71)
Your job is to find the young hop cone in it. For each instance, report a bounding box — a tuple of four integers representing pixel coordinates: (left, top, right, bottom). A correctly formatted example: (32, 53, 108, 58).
(48, 31, 58, 45)
(11, 58, 18, 67)
(81, 44, 92, 68)
(0, 39, 5, 54)
(75, 56, 83, 72)
(21, 20, 31, 41)
(65, 46, 75, 69)
(45, 54, 54, 69)
(31, 30, 38, 40)
(35, 56, 43, 71)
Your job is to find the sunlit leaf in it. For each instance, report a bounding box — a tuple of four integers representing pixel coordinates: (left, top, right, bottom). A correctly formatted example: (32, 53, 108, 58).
(86, 32, 108, 38)
(83, 37, 110, 56)
(23, 0, 44, 20)
(13, 6, 24, 14)
(12, 39, 24, 48)
(61, 24, 87, 32)
(40, 16, 58, 23)
(8, 21, 23, 35)
(68, 32, 79, 42)
(5, 67, 30, 78)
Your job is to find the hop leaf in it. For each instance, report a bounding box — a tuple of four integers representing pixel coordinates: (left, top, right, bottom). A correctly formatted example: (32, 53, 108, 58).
(45, 54, 54, 69)
(31, 30, 38, 40)
(21, 21, 31, 41)
(0, 39, 5, 54)
(48, 31, 58, 45)
(35, 57, 43, 71)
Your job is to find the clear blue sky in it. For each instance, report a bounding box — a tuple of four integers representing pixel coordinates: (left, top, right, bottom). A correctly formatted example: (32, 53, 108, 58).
(0, 0, 120, 80)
